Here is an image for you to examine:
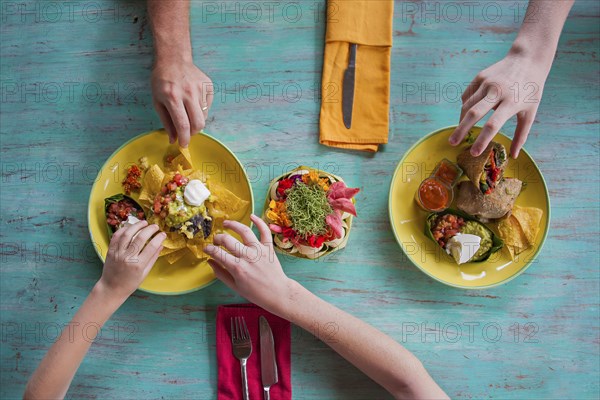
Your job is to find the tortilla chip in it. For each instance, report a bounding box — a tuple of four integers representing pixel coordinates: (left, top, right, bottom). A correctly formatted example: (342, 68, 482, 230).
(506, 244, 515, 260)
(497, 215, 530, 260)
(178, 147, 194, 169)
(186, 169, 207, 182)
(207, 178, 250, 219)
(166, 248, 189, 264)
(162, 233, 186, 250)
(144, 164, 165, 195)
(159, 246, 181, 256)
(186, 238, 209, 259)
(512, 206, 543, 245)
(138, 188, 153, 207)
(171, 154, 192, 171)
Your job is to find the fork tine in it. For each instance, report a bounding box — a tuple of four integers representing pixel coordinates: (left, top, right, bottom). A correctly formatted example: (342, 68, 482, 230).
(241, 317, 249, 340)
(230, 317, 235, 341)
(235, 317, 241, 341)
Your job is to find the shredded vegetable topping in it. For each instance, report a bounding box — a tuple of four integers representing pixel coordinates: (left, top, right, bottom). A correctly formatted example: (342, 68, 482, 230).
(285, 182, 332, 237)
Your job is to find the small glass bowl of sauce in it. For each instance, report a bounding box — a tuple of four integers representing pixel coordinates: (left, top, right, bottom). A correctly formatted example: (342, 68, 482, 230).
(416, 177, 454, 212)
(432, 158, 463, 187)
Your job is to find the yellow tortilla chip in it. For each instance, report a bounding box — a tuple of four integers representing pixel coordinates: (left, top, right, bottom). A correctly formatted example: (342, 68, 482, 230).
(159, 246, 181, 256)
(186, 238, 208, 259)
(207, 178, 250, 219)
(186, 169, 206, 182)
(512, 206, 543, 245)
(178, 147, 194, 169)
(170, 154, 192, 171)
(166, 248, 189, 264)
(144, 164, 165, 195)
(138, 188, 153, 207)
(497, 216, 529, 260)
(162, 233, 186, 250)
(506, 244, 515, 260)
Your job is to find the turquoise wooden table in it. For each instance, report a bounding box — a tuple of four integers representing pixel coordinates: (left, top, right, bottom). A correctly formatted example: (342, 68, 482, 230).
(1, 1, 599, 398)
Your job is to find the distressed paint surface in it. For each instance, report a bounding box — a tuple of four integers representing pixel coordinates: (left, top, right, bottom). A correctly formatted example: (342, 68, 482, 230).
(1, 0, 599, 399)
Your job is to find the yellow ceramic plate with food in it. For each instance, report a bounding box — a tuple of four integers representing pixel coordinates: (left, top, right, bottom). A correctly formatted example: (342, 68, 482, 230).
(88, 130, 253, 295)
(389, 126, 550, 289)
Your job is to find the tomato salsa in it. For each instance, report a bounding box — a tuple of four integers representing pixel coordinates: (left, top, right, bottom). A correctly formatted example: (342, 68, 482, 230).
(106, 198, 145, 232)
(417, 177, 453, 212)
(122, 165, 142, 195)
(433, 159, 462, 187)
(431, 213, 465, 248)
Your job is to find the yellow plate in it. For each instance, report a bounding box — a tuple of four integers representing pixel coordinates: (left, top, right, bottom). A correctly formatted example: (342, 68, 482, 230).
(389, 126, 550, 289)
(88, 130, 254, 295)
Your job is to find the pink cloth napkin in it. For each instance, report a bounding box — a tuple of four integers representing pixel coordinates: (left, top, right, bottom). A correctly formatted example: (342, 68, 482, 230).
(216, 304, 292, 400)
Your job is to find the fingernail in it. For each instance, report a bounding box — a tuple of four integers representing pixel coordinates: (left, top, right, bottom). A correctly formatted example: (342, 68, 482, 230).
(449, 136, 457, 145)
(470, 147, 481, 156)
(205, 244, 216, 252)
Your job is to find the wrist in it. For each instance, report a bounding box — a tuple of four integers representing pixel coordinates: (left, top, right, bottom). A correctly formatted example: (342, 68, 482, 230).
(509, 38, 556, 66)
(271, 279, 307, 322)
(153, 39, 193, 67)
(91, 280, 128, 312)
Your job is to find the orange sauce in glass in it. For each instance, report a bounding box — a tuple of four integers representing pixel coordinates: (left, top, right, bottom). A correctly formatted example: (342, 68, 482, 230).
(434, 160, 459, 186)
(417, 178, 452, 211)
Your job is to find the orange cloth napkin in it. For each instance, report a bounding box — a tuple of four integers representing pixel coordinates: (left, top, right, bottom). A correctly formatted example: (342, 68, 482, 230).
(319, 0, 394, 152)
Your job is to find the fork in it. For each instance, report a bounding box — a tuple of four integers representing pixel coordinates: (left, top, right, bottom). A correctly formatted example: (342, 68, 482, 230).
(231, 316, 252, 400)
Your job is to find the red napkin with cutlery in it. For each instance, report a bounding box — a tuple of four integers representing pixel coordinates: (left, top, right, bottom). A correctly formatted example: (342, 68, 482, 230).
(216, 303, 292, 400)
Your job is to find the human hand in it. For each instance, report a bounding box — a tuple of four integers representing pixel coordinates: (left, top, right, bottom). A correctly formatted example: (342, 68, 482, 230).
(98, 221, 166, 301)
(449, 50, 551, 158)
(204, 215, 295, 312)
(151, 60, 214, 147)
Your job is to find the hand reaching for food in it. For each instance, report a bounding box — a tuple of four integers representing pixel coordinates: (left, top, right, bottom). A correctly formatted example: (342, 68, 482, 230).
(449, 51, 550, 159)
(449, 0, 574, 158)
(148, 0, 214, 148)
(204, 214, 295, 314)
(151, 61, 214, 147)
(99, 221, 166, 300)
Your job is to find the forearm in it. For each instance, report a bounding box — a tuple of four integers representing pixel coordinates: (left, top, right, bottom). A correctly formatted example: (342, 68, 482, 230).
(148, 0, 193, 64)
(24, 283, 124, 400)
(277, 281, 448, 399)
(510, 0, 574, 64)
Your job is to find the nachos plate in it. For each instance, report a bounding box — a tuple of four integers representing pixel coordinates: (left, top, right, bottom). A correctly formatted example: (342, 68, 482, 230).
(88, 130, 253, 295)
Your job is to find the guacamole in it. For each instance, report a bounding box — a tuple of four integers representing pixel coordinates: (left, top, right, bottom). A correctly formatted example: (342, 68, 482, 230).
(165, 187, 206, 227)
(425, 209, 504, 263)
(460, 221, 492, 261)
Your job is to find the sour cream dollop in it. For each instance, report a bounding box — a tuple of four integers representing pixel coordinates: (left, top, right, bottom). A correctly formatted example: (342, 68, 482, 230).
(184, 179, 211, 206)
(118, 215, 141, 229)
(446, 233, 481, 265)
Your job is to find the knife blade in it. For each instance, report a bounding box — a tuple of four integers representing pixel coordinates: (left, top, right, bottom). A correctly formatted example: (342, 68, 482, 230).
(342, 43, 358, 129)
(259, 316, 278, 400)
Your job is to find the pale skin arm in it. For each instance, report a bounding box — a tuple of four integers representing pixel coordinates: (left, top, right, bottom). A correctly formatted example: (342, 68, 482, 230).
(148, 0, 214, 147)
(23, 222, 165, 400)
(205, 215, 449, 400)
(450, 0, 575, 158)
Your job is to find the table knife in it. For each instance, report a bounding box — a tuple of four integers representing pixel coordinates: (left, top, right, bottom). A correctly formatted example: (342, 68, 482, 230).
(259, 316, 278, 400)
(342, 43, 358, 129)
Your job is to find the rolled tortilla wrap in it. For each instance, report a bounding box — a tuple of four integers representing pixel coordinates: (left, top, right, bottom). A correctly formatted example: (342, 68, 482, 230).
(456, 178, 523, 222)
(457, 141, 507, 194)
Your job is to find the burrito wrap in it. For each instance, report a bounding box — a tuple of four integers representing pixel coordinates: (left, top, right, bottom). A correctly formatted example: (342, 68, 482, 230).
(456, 178, 523, 221)
(457, 142, 507, 192)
